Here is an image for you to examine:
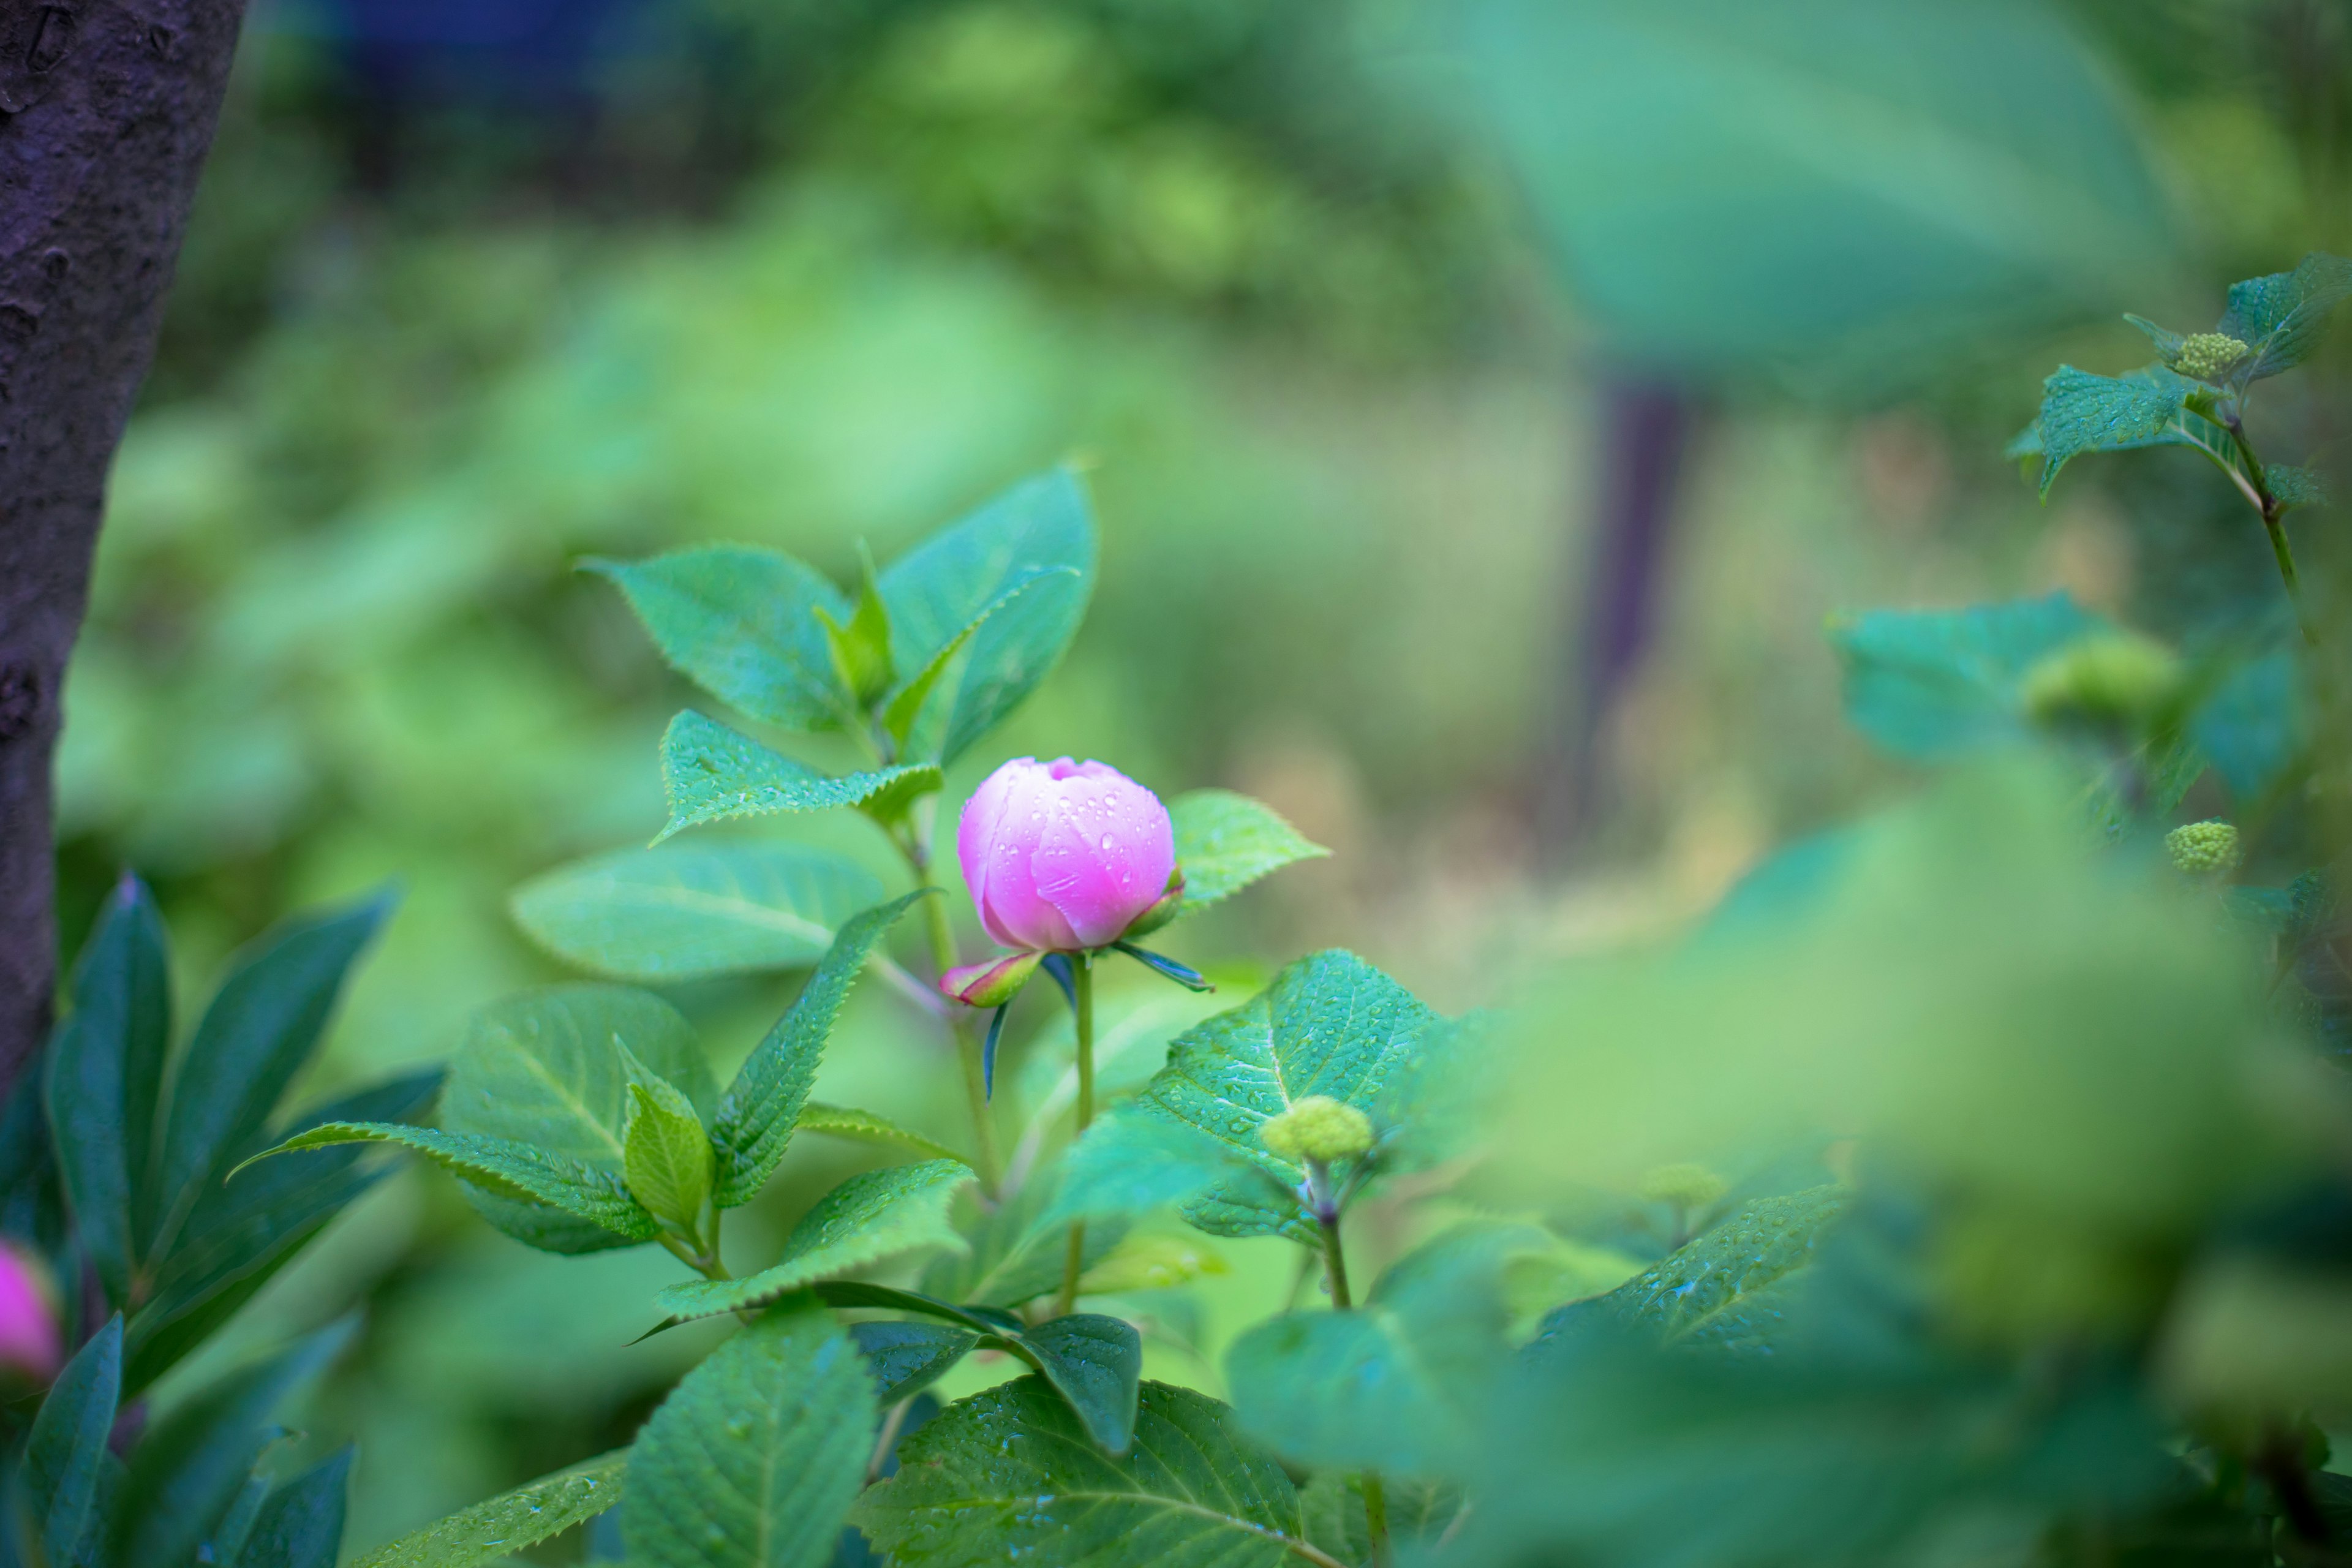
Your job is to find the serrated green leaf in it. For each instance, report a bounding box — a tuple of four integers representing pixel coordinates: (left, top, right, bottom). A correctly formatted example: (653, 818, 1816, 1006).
(853, 1379, 1313, 1568)
(622, 1297, 875, 1568)
(245, 1123, 660, 1240)
(510, 845, 884, 982)
(1167, 791, 1329, 914)
(876, 469, 1096, 765)
(588, 547, 852, 731)
(794, 1102, 965, 1166)
(24, 1316, 121, 1567)
(879, 567, 1080, 753)
(235, 1446, 351, 1568)
(852, 1321, 979, 1407)
(2031, 366, 2192, 496)
(113, 1318, 353, 1568)
(811, 1281, 1023, 1335)
(710, 892, 929, 1208)
(2219, 252, 2352, 383)
(623, 1077, 713, 1231)
(656, 711, 940, 843)
(149, 892, 389, 1267)
(1123, 951, 1439, 1240)
(1603, 1186, 1850, 1349)
(435, 984, 713, 1250)
(47, 878, 169, 1309)
(1828, 594, 2104, 761)
(129, 1069, 439, 1393)
(657, 1160, 974, 1323)
(350, 1449, 627, 1568)
(1228, 1223, 1541, 1478)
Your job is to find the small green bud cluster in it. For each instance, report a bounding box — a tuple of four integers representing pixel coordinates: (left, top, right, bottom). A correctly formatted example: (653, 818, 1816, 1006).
(1258, 1095, 1373, 1164)
(2166, 820, 2242, 876)
(1638, 1162, 1728, 1210)
(2175, 333, 2250, 381)
(2019, 633, 2181, 729)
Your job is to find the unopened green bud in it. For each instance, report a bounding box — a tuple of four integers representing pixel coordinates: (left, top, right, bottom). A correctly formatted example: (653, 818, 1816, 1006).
(2176, 333, 2250, 382)
(1638, 1162, 1727, 1210)
(1259, 1096, 1373, 1164)
(2166, 820, 2242, 876)
(2019, 633, 2182, 729)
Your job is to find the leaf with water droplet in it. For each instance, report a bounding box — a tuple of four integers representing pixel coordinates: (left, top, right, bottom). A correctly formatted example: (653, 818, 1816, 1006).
(349, 1449, 627, 1568)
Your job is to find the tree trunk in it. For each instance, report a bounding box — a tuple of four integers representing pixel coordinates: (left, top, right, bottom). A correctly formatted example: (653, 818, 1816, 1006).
(0, 0, 252, 1080)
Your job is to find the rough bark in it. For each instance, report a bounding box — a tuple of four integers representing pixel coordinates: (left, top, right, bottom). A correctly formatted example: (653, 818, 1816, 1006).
(0, 0, 252, 1079)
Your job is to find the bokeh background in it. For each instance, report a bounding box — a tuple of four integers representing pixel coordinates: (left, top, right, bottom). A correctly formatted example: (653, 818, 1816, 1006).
(48, 0, 2352, 1554)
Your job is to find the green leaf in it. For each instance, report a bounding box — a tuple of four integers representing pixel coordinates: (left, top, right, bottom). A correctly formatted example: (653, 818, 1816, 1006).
(510, 845, 884, 982)
(1124, 951, 1439, 1240)
(1300, 1473, 1465, 1567)
(852, 1321, 979, 1406)
(129, 1069, 439, 1393)
(853, 1379, 1316, 1568)
(2030, 366, 2192, 496)
(655, 1160, 973, 1324)
(1001, 1315, 1142, 1456)
(244, 1122, 660, 1241)
(656, 711, 940, 843)
(2122, 313, 2185, 362)
(1828, 594, 2104, 761)
(621, 1297, 876, 1568)
(437, 984, 715, 1249)
(148, 892, 389, 1266)
(2219, 252, 2352, 382)
(623, 1076, 713, 1231)
(1454, 0, 2176, 391)
(878, 567, 1080, 754)
(1602, 1186, 1851, 1349)
(2271, 463, 2328, 510)
(816, 551, 896, 710)
(113, 1318, 353, 1568)
(924, 1161, 1134, 1310)
(235, 1446, 351, 1568)
(2190, 651, 2304, 805)
(710, 892, 930, 1208)
(794, 1102, 965, 1166)
(587, 547, 852, 732)
(47, 878, 169, 1309)
(1167, 791, 1329, 915)
(24, 1316, 122, 1568)
(811, 1281, 1022, 1335)
(1227, 1223, 1543, 1477)
(349, 1449, 627, 1568)
(1033, 1114, 1259, 1233)
(876, 469, 1096, 765)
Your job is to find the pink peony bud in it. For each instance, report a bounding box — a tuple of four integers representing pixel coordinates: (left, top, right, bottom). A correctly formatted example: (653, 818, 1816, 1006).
(0, 1244, 61, 1384)
(956, 758, 1177, 952)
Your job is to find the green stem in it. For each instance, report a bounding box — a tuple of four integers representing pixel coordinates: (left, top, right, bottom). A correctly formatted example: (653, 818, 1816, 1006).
(1054, 957, 1096, 1316)
(1316, 1206, 1390, 1567)
(2226, 420, 2321, 647)
(905, 827, 1003, 1196)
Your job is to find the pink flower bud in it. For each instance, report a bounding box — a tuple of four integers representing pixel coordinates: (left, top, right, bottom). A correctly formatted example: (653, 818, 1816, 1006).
(956, 758, 1177, 952)
(0, 1245, 61, 1384)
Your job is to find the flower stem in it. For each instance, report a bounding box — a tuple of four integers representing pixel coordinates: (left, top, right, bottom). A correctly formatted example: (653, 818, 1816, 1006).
(905, 827, 1003, 1196)
(2225, 420, 2320, 647)
(1054, 956, 1097, 1316)
(1316, 1206, 1390, 1567)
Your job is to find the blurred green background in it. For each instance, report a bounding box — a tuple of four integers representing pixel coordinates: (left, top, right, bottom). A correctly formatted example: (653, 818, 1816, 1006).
(50, 0, 2352, 1553)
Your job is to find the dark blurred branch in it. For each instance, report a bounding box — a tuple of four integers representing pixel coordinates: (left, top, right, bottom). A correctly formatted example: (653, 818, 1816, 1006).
(1537, 375, 1702, 858)
(0, 0, 254, 1080)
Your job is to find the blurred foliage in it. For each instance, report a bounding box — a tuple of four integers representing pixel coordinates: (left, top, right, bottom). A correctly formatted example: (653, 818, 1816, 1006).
(47, 0, 2352, 1553)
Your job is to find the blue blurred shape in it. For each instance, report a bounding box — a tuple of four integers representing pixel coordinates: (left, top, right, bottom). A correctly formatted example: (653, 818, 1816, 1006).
(265, 0, 657, 102)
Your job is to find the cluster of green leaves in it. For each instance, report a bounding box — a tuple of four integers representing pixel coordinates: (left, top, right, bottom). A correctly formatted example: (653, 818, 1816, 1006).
(0, 880, 440, 1564)
(2009, 252, 2348, 512)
